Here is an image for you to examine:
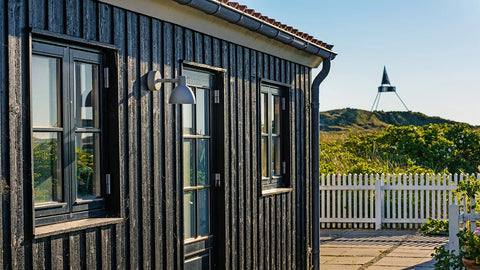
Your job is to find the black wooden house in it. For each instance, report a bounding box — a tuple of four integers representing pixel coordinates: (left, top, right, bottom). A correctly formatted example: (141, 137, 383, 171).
(0, 0, 336, 269)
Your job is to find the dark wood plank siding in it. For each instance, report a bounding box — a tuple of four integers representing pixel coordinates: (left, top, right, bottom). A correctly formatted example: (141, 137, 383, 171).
(1, 0, 314, 269)
(0, 0, 8, 268)
(8, 0, 29, 269)
(112, 6, 127, 270)
(151, 18, 165, 270)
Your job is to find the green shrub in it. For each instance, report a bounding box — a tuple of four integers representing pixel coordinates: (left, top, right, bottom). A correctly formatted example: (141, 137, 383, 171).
(320, 124, 480, 175)
(420, 217, 449, 236)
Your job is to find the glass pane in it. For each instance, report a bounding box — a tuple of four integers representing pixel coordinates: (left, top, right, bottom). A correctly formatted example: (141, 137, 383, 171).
(261, 137, 267, 177)
(183, 139, 195, 187)
(197, 189, 210, 236)
(76, 133, 101, 198)
(184, 191, 196, 239)
(75, 62, 99, 128)
(196, 89, 209, 135)
(272, 96, 281, 134)
(183, 104, 194, 134)
(197, 139, 209, 186)
(31, 55, 60, 127)
(272, 137, 281, 175)
(33, 132, 62, 203)
(261, 93, 267, 134)
(183, 69, 212, 88)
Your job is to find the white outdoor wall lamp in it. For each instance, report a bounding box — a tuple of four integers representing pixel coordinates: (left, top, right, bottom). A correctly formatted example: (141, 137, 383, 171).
(147, 70, 196, 104)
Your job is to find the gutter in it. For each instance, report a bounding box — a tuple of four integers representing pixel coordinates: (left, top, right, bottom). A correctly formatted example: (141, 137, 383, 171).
(173, 0, 337, 62)
(311, 57, 332, 270)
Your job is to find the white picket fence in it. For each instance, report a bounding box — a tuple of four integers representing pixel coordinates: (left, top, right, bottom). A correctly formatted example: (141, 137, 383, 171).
(448, 203, 480, 255)
(320, 173, 479, 229)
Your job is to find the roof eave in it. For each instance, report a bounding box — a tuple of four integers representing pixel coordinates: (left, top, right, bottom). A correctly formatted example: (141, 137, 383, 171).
(174, 0, 337, 60)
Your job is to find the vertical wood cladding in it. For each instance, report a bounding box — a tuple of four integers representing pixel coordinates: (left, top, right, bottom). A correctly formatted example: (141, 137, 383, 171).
(1, 0, 314, 269)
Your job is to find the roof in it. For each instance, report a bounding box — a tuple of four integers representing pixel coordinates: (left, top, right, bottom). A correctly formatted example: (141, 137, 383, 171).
(216, 0, 334, 51)
(173, 0, 336, 60)
(98, 0, 335, 66)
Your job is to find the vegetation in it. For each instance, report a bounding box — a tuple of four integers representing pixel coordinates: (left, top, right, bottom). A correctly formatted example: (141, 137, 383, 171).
(426, 176, 480, 269)
(33, 137, 60, 202)
(33, 137, 96, 202)
(431, 245, 463, 270)
(420, 217, 449, 236)
(320, 123, 480, 175)
(320, 108, 459, 133)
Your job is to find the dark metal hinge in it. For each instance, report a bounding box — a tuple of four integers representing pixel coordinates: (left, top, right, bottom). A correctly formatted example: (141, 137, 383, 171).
(214, 173, 221, 187)
(106, 174, 111, 195)
(104, 67, 109, 88)
(214, 90, 220, 104)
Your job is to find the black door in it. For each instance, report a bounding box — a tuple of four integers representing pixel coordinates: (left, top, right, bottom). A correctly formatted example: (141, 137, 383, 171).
(182, 68, 220, 269)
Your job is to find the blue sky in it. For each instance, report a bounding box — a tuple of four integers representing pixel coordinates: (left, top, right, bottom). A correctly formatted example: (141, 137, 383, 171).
(239, 0, 480, 125)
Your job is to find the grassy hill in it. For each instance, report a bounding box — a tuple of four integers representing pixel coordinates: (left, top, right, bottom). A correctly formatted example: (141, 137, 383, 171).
(320, 108, 461, 132)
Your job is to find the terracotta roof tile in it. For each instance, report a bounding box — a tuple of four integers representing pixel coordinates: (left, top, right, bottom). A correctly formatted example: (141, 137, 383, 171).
(237, 5, 247, 12)
(227, 2, 238, 8)
(215, 0, 331, 50)
(245, 9, 255, 15)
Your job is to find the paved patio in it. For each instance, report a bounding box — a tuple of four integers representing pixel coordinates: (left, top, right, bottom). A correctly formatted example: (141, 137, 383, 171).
(320, 229, 449, 270)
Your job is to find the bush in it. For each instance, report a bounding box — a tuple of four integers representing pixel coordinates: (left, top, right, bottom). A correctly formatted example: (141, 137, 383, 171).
(320, 124, 480, 175)
(420, 217, 449, 236)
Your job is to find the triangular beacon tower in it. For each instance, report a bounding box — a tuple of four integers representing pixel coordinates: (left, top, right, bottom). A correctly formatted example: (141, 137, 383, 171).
(371, 66, 409, 111)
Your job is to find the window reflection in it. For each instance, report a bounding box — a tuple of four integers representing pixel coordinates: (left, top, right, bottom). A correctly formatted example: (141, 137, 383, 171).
(261, 137, 267, 177)
(196, 89, 209, 135)
(33, 132, 62, 203)
(261, 93, 267, 134)
(75, 62, 99, 128)
(76, 133, 100, 198)
(32, 55, 60, 127)
(272, 137, 281, 176)
(197, 189, 209, 236)
(184, 191, 196, 239)
(183, 140, 195, 187)
(183, 104, 194, 134)
(197, 139, 209, 186)
(273, 96, 280, 134)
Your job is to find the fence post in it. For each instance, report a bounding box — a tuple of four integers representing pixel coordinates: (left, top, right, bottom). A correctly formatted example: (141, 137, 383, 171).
(449, 204, 460, 255)
(375, 175, 382, 230)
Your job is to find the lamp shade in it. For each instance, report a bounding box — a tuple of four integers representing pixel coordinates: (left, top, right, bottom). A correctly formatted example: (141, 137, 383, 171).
(168, 75, 196, 104)
(169, 84, 196, 104)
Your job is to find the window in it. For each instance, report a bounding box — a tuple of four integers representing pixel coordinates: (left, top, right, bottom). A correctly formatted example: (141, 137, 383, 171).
(31, 40, 108, 226)
(182, 68, 213, 240)
(260, 83, 289, 189)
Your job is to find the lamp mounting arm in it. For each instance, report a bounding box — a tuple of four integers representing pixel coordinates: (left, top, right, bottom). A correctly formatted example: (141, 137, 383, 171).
(147, 71, 195, 104)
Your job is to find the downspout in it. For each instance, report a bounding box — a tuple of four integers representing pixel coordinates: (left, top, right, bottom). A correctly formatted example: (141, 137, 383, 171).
(311, 57, 331, 270)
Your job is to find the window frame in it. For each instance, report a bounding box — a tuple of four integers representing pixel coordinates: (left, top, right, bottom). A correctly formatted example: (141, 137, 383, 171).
(30, 38, 109, 226)
(258, 79, 291, 191)
(182, 67, 215, 241)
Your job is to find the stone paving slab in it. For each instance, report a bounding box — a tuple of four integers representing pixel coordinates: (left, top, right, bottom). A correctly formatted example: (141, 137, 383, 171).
(320, 229, 447, 270)
(373, 257, 429, 267)
(320, 265, 364, 270)
(322, 255, 374, 265)
(321, 247, 384, 257)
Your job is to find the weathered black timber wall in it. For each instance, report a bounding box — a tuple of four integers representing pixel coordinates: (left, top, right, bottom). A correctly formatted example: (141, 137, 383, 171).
(0, 0, 314, 269)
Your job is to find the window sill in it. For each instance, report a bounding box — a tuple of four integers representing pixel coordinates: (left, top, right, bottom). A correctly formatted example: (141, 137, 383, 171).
(261, 187, 292, 197)
(34, 217, 123, 239)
